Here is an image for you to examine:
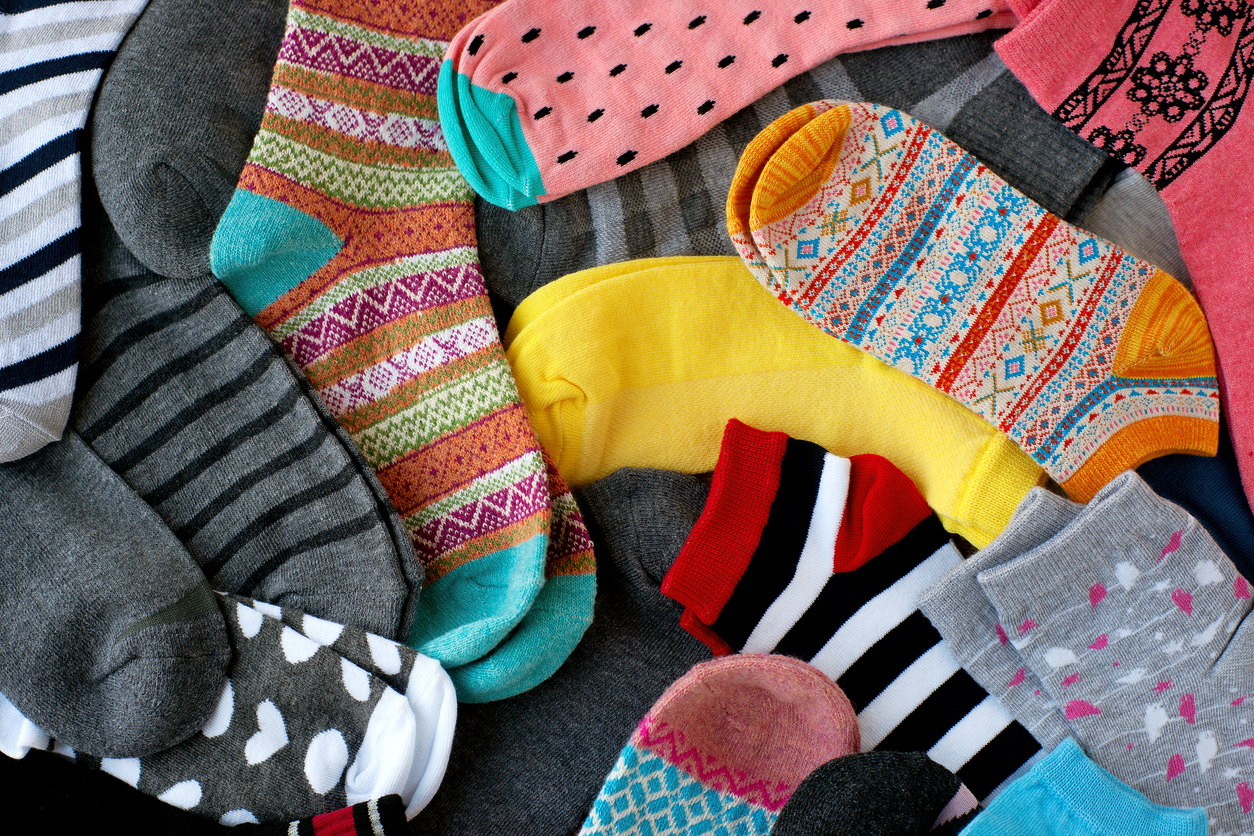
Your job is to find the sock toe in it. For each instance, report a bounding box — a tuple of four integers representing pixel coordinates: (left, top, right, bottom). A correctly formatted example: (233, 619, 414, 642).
(107, 154, 222, 279)
(209, 189, 342, 316)
(343, 686, 416, 806)
(401, 654, 458, 816)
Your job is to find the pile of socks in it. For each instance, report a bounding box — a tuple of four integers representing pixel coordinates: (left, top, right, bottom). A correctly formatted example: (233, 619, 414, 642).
(5, 0, 1254, 831)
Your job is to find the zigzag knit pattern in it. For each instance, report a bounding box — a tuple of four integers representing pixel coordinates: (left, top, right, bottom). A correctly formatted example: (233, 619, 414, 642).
(208, 0, 595, 697)
(728, 100, 1221, 501)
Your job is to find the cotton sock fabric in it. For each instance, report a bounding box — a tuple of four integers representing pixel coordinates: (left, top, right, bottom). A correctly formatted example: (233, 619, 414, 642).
(476, 30, 1119, 313)
(994, 0, 1254, 541)
(919, 488, 1081, 751)
(960, 738, 1207, 836)
(0, 431, 231, 758)
(74, 189, 422, 640)
(0, 0, 148, 461)
(89, 0, 287, 278)
(577, 654, 861, 836)
(769, 751, 980, 836)
(727, 99, 1220, 502)
(1, 748, 409, 836)
(1078, 167, 1190, 289)
(437, 0, 1019, 209)
(52, 593, 452, 824)
(661, 419, 1042, 800)
(413, 467, 714, 836)
(975, 471, 1254, 833)
(503, 256, 1042, 549)
(204, 0, 597, 699)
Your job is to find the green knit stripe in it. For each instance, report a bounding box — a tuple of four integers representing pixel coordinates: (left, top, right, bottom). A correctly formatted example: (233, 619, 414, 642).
(249, 129, 472, 209)
(289, 7, 447, 58)
(403, 451, 545, 534)
(270, 246, 479, 339)
(350, 358, 520, 466)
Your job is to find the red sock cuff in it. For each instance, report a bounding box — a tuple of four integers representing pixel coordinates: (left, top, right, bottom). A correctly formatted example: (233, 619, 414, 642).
(660, 418, 787, 625)
(834, 454, 934, 573)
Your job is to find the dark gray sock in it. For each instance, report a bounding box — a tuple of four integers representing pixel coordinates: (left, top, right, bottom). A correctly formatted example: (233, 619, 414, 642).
(90, 0, 286, 278)
(0, 432, 231, 758)
(477, 30, 1117, 315)
(770, 752, 980, 836)
(72, 185, 422, 640)
(412, 467, 713, 836)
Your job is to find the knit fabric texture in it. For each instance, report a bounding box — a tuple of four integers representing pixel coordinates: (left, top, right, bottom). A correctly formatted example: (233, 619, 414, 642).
(204, 0, 596, 700)
(727, 99, 1219, 502)
(662, 419, 1042, 800)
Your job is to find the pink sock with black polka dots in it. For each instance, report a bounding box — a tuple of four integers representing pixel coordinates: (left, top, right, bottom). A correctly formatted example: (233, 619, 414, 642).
(438, 0, 1018, 209)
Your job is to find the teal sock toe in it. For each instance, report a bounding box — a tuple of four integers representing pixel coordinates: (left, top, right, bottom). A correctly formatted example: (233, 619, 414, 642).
(438, 61, 544, 211)
(208, 189, 342, 316)
(406, 533, 547, 669)
(447, 571, 596, 703)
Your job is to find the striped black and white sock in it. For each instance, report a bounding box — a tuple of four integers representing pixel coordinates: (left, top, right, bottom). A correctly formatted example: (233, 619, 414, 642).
(1, 0, 148, 461)
(662, 418, 1044, 800)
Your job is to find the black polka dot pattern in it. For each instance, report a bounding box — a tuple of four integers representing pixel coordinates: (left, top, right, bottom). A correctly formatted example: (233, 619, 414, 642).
(665, 60, 682, 73)
(795, 10, 811, 23)
(588, 109, 604, 122)
(521, 27, 541, 43)
(468, 34, 484, 55)
(718, 55, 735, 68)
(744, 10, 761, 24)
(557, 71, 574, 83)
(609, 63, 627, 77)
(847, 18, 863, 28)
(641, 103, 659, 118)
(502, 71, 517, 84)
(976, 8, 992, 18)
(697, 100, 715, 115)
(927, 0, 946, 7)
(557, 150, 577, 163)
(617, 150, 638, 166)
(634, 23, 651, 36)
(534, 106, 551, 119)
(772, 53, 789, 68)
(578, 25, 596, 38)
(689, 15, 706, 28)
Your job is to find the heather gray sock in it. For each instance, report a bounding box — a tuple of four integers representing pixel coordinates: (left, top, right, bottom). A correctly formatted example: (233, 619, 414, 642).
(75, 595, 426, 824)
(770, 752, 979, 836)
(976, 472, 1254, 834)
(477, 30, 1116, 314)
(72, 188, 422, 640)
(412, 467, 713, 836)
(90, 0, 286, 278)
(0, 432, 231, 758)
(919, 489, 1080, 751)
(1078, 167, 1191, 289)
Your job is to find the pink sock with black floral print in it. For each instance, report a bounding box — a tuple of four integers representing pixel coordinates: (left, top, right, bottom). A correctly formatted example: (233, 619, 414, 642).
(995, 0, 1254, 515)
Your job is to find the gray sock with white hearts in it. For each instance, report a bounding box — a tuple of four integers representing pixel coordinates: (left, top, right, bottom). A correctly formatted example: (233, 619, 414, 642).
(80, 594, 434, 825)
(976, 472, 1254, 834)
(919, 488, 1080, 750)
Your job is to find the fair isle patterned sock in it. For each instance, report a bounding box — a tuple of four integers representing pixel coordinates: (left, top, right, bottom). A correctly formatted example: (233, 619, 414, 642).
(438, 0, 1018, 209)
(918, 488, 1080, 751)
(0, 0, 147, 461)
(661, 419, 1041, 800)
(74, 594, 438, 824)
(577, 655, 860, 836)
(727, 100, 1220, 502)
(976, 472, 1254, 835)
(205, 0, 595, 699)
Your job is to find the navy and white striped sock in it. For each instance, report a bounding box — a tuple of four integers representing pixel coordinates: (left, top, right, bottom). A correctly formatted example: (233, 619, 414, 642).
(663, 419, 1044, 800)
(1, 0, 147, 461)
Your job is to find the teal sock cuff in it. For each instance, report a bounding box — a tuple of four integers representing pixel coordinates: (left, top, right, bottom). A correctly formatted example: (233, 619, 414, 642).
(437, 61, 544, 210)
(447, 572, 596, 703)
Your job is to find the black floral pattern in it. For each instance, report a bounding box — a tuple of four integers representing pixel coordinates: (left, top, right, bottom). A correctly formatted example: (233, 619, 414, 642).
(1087, 126, 1148, 165)
(1181, 0, 1248, 37)
(1126, 52, 1210, 122)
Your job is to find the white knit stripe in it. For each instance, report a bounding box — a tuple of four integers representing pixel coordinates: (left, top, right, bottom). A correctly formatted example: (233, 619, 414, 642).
(0, 14, 137, 62)
(0, 255, 76, 312)
(0, 201, 77, 268)
(857, 641, 960, 750)
(1, 109, 84, 166)
(808, 542, 962, 679)
(5, 0, 146, 32)
(742, 452, 851, 653)
(0, 307, 77, 366)
(928, 694, 1016, 773)
(0, 155, 78, 238)
(0, 365, 76, 407)
(0, 32, 128, 72)
(0, 72, 98, 122)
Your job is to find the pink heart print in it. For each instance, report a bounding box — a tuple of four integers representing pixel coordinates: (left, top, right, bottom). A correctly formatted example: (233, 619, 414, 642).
(1090, 582, 1107, 609)
(1064, 700, 1102, 721)
(1166, 753, 1186, 782)
(1172, 588, 1194, 616)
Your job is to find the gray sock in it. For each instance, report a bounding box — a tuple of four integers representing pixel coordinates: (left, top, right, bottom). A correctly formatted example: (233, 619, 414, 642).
(90, 0, 286, 278)
(412, 467, 713, 836)
(72, 189, 422, 640)
(0, 432, 231, 758)
(1077, 167, 1191, 289)
(76, 594, 428, 824)
(919, 489, 1081, 750)
(477, 30, 1116, 313)
(976, 472, 1254, 834)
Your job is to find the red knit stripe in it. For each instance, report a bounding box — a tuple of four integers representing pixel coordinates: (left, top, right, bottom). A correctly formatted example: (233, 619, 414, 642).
(661, 418, 787, 624)
(832, 454, 933, 573)
(310, 805, 358, 836)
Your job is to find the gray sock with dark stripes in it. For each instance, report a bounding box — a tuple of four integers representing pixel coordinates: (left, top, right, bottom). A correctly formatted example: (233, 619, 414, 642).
(0, 431, 231, 758)
(660, 419, 1042, 800)
(70, 187, 423, 640)
(919, 488, 1081, 751)
(476, 30, 1117, 316)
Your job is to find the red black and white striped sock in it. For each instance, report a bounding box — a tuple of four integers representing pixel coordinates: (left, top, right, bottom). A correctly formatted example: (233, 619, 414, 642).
(661, 418, 1042, 800)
